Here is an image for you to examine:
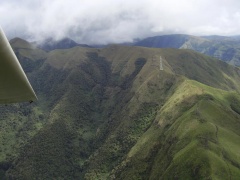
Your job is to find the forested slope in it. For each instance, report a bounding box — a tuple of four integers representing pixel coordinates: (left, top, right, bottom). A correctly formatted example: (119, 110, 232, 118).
(0, 39, 239, 179)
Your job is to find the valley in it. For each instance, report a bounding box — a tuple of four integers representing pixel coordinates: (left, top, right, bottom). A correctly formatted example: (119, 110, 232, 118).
(0, 39, 240, 179)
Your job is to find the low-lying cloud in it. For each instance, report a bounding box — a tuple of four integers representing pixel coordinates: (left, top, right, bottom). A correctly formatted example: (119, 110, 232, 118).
(1, 0, 240, 44)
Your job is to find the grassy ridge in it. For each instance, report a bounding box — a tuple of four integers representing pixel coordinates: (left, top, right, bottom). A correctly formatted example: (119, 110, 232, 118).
(1, 39, 240, 179)
(114, 79, 240, 179)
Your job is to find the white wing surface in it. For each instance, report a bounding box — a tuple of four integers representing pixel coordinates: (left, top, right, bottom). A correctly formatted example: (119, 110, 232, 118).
(0, 28, 37, 103)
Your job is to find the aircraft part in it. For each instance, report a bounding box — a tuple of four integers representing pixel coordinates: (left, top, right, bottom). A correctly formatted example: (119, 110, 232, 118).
(0, 28, 37, 103)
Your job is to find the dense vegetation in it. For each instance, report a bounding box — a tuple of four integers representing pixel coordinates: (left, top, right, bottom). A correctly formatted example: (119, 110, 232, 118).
(0, 39, 240, 179)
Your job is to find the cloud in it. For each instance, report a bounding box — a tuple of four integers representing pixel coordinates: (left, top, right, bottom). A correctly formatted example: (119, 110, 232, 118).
(0, 0, 240, 44)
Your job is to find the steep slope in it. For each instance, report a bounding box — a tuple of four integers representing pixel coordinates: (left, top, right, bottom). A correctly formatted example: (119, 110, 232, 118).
(1, 40, 240, 179)
(135, 34, 240, 66)
(113, 79, 240, 179)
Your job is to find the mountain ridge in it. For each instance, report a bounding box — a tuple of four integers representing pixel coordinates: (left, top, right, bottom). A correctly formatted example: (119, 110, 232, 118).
(0, 39, 240, 179)
(134, 34, 240, 66)
(37, 37, 91, 51)
(11, 34, 240, 66)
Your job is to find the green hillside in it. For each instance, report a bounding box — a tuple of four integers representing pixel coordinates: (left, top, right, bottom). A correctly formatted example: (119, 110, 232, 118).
(0, 39, 240, 179)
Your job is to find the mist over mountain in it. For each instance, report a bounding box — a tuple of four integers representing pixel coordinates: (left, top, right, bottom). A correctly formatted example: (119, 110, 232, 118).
(0, 37, 240, 179)
(37, 38, 91, 51)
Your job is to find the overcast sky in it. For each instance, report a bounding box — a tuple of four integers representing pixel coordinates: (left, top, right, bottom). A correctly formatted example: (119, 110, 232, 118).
(1, 0, 240, 44)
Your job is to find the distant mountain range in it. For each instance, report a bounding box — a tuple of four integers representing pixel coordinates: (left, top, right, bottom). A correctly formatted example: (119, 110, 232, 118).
(36, 37, 91, 51)
(35, 34, 240, 67)
(134, 34, 240, 66)
(0, 38, 239, 179)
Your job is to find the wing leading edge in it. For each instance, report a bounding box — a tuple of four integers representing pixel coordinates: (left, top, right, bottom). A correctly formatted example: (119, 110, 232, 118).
(0, 28, 37, 104)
